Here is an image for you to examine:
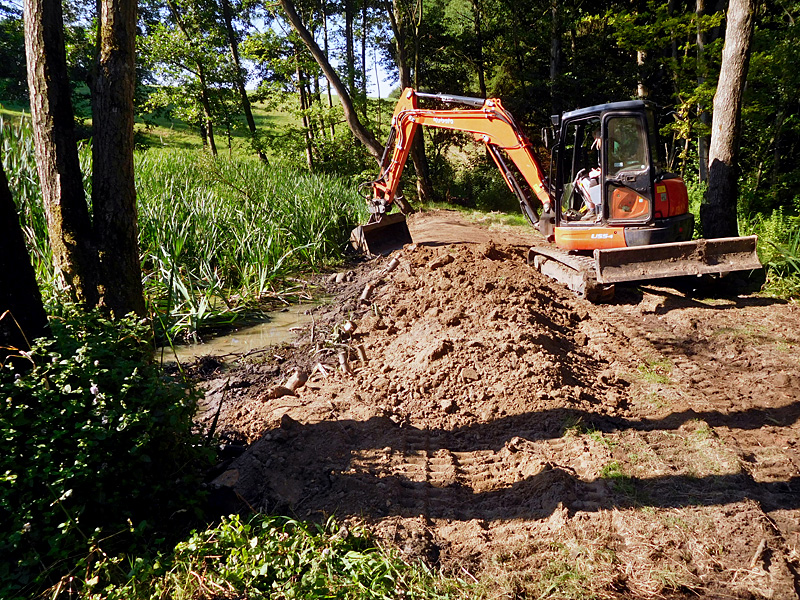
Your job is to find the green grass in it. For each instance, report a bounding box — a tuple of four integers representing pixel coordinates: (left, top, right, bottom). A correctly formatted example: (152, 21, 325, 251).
(2, 117, 369, 340)
(133, 101, 298, 152)
(636, 357, 673, 385)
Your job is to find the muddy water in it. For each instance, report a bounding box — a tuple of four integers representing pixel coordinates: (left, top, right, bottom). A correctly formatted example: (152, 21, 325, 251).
(159, 303, 317, 364)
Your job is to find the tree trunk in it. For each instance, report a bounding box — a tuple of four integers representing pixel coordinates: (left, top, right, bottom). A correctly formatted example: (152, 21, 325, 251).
(386, 0, 433, 204)
(550, 0, 561, 112)
(322, 3, 335, 138)
(472, 0, 486, 98)
(0, 163, 49, 361)
(198, 69, 218, 156)
(702, 0, 755, 239)
(345, 0, 355, 92)
(697, 0, 710, 182)
(636, 50, 648, 98)
(220, 0, 268, 163)
(361, 0, 368, 117)
(24, 0, 99, 306)
(166, 0, 217, 156)
(92, 0, 145, 317)
(279, 0, 382, 159)
(295, 56, 315, 170)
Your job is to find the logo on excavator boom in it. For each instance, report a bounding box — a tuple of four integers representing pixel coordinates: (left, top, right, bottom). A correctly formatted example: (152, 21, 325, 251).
(433, 117, 455, 125)
(590, 233, 614, 239)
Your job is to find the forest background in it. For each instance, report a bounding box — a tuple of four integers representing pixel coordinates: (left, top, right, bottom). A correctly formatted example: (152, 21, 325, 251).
(1, 0, 800, 597)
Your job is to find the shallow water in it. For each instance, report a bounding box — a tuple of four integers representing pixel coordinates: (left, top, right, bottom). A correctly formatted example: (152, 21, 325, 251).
(158, 303, 316, 364)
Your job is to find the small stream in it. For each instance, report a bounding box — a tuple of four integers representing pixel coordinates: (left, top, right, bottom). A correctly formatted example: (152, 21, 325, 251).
(157, 303, 317, 365)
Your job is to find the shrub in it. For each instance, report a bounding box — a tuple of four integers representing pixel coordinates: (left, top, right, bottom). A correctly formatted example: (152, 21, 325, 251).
(0, 308, 212, 598)
(87, 515, 470, 600)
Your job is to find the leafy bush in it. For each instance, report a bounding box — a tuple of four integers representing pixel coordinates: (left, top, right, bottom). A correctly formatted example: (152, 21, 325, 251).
(87, 515, 470, 600)
(0, 308, 211, 598)
(685, 179, 706, 239)
(741, 207, 800, 296)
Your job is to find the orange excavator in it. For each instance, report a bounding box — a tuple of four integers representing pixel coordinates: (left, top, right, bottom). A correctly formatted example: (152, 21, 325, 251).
(351, 88, 761, 300)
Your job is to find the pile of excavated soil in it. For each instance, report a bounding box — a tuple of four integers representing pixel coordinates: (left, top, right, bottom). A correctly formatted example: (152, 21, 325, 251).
(194, 211, 800, 599)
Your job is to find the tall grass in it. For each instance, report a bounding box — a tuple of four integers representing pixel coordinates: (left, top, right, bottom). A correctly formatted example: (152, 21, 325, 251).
(136, 150, 368, 339)
(1, 116, 50, 282)
(1, 120, 369, 338)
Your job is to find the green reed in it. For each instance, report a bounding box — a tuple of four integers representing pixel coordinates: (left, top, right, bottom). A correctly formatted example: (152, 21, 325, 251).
(136, 149, 368, 339)
(1, 120, 369, 338)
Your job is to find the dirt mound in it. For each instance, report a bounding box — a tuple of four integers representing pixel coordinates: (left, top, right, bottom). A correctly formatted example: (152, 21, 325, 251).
(195, 211, 800, 598)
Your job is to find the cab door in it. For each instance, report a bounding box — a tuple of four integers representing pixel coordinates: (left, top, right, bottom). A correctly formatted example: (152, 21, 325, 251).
(602, 113, 653, 225)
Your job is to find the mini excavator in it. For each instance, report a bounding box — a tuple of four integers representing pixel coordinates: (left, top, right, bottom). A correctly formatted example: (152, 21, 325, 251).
(351, 88, 761, 301)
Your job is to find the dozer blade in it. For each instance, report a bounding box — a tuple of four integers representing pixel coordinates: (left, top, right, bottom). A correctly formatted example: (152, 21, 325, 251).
(350, 212, 413, 256)
(594, 235, 761, 284)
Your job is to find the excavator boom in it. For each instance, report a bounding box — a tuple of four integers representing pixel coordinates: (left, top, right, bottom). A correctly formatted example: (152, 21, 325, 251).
(352, 88, 553, 255)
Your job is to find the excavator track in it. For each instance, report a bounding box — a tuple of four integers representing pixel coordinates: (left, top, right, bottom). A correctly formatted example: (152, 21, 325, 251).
(527, 245, 614, 302)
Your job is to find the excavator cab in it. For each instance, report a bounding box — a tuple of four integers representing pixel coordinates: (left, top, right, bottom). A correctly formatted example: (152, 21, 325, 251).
(551, 101, 695, 250)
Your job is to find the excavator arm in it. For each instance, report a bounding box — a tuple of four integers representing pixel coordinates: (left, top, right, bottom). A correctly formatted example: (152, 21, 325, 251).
(364, 88, 553, 232)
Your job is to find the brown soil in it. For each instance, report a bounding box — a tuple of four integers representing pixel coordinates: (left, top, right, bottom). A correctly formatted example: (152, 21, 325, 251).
(195, 210, 800, 599)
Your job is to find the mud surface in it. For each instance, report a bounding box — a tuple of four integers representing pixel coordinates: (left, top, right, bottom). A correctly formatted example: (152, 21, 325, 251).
(196, 210, 800, 599)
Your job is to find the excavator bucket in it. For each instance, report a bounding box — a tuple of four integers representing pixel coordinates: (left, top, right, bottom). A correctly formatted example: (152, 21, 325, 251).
(594, 235, 761, 284)
(350, 213, 413, 256)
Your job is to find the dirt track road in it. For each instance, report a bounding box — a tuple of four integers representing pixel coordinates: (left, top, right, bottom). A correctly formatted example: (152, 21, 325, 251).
(198, 210, 800, 599)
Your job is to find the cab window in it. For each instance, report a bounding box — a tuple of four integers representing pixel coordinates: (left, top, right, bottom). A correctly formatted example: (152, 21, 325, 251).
(559, 117, 601, 215)
(606, 116, 648, 176)
(604, 115, 652, 223)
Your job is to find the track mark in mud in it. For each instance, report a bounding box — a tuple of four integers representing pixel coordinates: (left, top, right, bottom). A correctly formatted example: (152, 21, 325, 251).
(197, 212, 800, 599)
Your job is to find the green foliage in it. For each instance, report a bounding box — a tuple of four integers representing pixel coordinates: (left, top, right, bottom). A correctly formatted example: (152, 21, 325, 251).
(744, 208, 800, 297)
(0, 308, 212, 598)
(0, 12, 26, 101)
(0, 116, 48, 278)
(86, 515, 470, 599)
(685, 179, 705, 238)
(2, 120, 368, 338)
(136, 149, 368, 339)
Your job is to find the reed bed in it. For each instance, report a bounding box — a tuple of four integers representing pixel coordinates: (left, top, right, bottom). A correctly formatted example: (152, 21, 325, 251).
(136, 149, 368, 338)
(1, 119, 368, 338)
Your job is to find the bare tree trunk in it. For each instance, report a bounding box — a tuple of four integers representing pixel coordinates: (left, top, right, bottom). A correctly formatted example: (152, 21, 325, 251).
(697, 0, 710, 182)
(295, 56, 315, 170)
(697, 0, 727, 182)
(361, 0, 368, 117)
(472, 0, 486, 98)
(198, 70, 218, 156)
(345, 0, 355, 92)
(636, 50, 648, 98)
(0, 163, 49, 361)
(92, 0, 144, 317)
(550, 0, 561, 112)
(702, 0, 755, 238)
(166, 0, 217, 156)
(220, 0, 268, 163)
(279, 0, 382, 159)
(321, 1, 335, 138)
(386, 0, 433, 204)
(24, 0, 99, 306)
